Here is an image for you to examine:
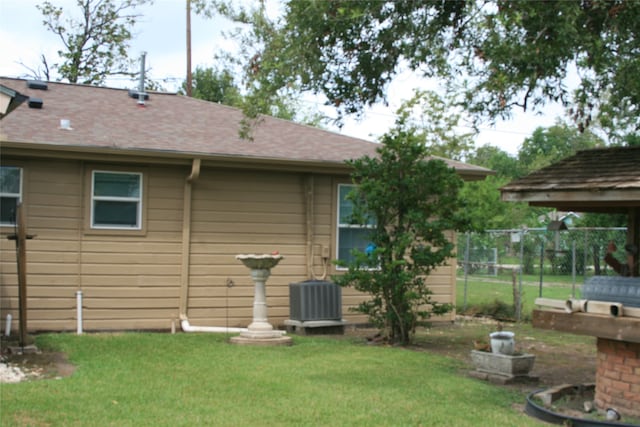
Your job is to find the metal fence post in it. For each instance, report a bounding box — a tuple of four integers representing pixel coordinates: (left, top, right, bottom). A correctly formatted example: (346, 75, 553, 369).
(517, 228, 524, 322)
(463, 232, 470, 311)
(583, 229, 589, 282)
(539, 242, 544, 297)
(572, 240, 577, 298)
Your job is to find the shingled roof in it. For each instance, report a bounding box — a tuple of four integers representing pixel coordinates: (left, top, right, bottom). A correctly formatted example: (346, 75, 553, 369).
(0, 77, 491, 179)
(501, 145, 640, 212)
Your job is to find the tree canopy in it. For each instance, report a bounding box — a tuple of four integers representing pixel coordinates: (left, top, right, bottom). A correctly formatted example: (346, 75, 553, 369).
(180, 66, 244, 106)
(37, 0, 152, 85)
(389, 89, 476, 161)
(462, 123, 607, 230)
(211, 0, 639, 141)
(179, 64, 327, 134)
(518, 121, 604, 172)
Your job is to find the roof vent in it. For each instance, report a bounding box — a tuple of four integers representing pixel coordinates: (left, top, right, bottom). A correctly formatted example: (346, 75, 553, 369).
(28, 97, 43, 109)
(27, 80, 48, 90)
(60, 119, 72, 130)
(128, 89, 149, 100)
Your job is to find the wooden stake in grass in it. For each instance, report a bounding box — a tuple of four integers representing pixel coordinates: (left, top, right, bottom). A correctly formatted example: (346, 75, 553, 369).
(512, 268, 522, 321)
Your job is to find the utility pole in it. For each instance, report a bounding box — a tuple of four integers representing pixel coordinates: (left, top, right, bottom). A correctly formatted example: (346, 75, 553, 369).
(186, 0, 193, 97)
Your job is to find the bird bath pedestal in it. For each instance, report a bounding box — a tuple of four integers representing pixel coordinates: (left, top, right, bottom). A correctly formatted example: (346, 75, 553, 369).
(230, 254, 292, 346)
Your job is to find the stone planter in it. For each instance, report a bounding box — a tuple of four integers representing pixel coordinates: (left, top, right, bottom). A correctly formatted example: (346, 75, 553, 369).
(470, 350, 537, 384)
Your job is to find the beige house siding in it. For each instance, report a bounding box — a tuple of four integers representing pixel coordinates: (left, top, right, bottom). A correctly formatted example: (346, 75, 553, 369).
(78, 164, 184, 330)
(186, 168, 308, 327)
(1, 155, 457, 332)
(0, 157, 188, 331)
(2, 159, 80, 331)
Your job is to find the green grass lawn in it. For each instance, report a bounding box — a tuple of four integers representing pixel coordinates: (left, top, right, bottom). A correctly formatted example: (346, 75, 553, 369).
(456, 275, 581, 320)
(1, 332, 544, 427)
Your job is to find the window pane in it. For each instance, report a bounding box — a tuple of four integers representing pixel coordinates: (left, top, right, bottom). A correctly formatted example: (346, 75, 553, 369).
(93, 200, 138, 227)
(338, 184, 375, 226)
(338, 227, 372, 263)
(0, 196, 18, 224)
(0, 167, 20, 194)
(338, 185, 355, 223)
(94, 172, 140, 198)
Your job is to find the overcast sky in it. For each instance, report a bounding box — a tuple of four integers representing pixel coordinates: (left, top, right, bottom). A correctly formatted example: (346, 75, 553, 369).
(0, 0, 566, 155)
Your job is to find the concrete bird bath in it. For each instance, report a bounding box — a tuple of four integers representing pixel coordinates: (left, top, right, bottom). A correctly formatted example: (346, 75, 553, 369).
(229, 254, 292, 346)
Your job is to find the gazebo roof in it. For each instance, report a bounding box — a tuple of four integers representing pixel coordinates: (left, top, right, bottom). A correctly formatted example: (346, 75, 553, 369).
(501, 145, 640, 213)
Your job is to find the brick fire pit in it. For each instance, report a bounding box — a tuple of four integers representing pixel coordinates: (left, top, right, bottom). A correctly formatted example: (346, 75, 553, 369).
(533, 309, 640, 418)
(595, 338, 640, 417)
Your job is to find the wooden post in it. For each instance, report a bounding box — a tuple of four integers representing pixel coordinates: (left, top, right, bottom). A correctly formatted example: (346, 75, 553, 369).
(7, 203, 34, 348)
(629, 208, 639, 277)
(512, 268, 521, 321)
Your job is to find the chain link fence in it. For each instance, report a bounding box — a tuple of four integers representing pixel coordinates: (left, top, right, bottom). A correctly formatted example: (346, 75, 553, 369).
(457, 227, 627, 320)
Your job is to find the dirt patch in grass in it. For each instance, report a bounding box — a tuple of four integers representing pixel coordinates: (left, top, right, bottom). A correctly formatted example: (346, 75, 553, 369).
(1, 337, 76, 382)
(342, 316, 597, 392)
(340, 316, 618, 423)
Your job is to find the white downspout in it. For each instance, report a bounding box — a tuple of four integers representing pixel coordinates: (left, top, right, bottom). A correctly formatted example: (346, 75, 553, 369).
(178, 159, 246, 333)
(180, 315, 248, 333)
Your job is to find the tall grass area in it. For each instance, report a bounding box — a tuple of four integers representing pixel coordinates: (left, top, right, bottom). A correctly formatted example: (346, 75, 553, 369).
(456, 275, 581, 320)
(1, 333, 543, 426)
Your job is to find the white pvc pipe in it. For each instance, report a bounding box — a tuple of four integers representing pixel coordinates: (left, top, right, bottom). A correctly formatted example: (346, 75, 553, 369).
(564, 299, 624, 318)
(4, 314, 12, 337)
(609, 304, 622, 317)
(565, 299, 588, 313)
(180, 317, 248, 334)
(585, 300, 623, 317)
(534, 297, 566, 310)
(76, 290, 83, 335)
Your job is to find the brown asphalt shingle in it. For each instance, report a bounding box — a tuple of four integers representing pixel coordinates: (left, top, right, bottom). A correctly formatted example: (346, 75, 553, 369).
(501, 145, 640, 192)
(1, 77, 491, 177)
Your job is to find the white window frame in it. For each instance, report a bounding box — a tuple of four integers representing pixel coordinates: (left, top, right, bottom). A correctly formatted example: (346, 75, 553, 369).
(90, 170, 143, 230)
(336, 183, 376, 269)
(0, 166, 23, 226)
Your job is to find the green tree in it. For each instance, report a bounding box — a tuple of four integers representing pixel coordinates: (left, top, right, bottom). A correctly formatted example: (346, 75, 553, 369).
(37, 0, 152, 85)
(333, 121, 471, 345)
(462, 145, 535, 230)
(181, 65, 326, 130)
(468, 145, 524, 179)
(212, 1, 639, 138)
(180, 66, 243, 106)
(518, 122, 604, 173)
(192, 1, 313, 135)
(621, 133, 640, 147)
(577, 212, 627, 228)
(391, 89, 476, 161)
(461, 176, 523, 231)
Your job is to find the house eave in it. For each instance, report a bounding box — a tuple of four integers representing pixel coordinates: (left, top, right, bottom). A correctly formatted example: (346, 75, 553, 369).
(458, 169, 495, 182)
(1, 140, 494, 178)
(0, 140, 355, 174)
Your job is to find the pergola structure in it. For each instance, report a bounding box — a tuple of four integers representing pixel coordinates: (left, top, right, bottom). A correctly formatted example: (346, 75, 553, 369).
(501, 145, 640, 418)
